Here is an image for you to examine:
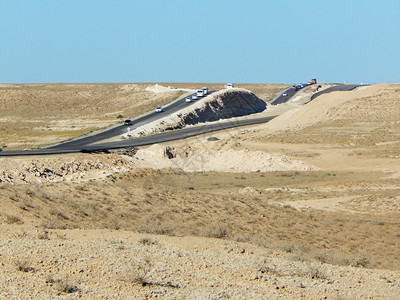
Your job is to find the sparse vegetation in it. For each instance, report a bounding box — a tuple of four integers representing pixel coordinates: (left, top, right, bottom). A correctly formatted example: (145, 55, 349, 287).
(1, 169, 399, 270)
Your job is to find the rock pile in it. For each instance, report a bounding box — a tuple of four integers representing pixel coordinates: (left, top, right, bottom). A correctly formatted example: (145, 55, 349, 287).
(181, 89, 266, 125)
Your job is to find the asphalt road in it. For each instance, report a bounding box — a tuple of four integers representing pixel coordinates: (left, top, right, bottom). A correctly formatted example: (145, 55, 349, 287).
(48, 91, 206, 150)
(271, 86, 299, 105)
(0, 84, 362, 157)
(310, 84, 362, 101)
(0, 116, 276, 156)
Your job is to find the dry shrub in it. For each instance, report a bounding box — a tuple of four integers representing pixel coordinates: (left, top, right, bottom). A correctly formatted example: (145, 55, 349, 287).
(41, 219, 69, 230)
(251, 234, 271, 248)
(138, 216, 176, 236)
(46, 275, 79, 293)
(305, 266, 328, 280)
(120, 258, 153, 286)
(14, 260, 35, 272)
(55, 279, 79, 293)
(352, 253, 370, 268)
(37, 230, 50, 240)
(6, 214, 24, 225)
(258, 264, 281, 276)
(199, 223, 229, 239)
(139, 237, 158, 246)
(233, 233, 249, 243)
(13, 231, 28, 239)
(50, 208, 70, 220)
(313, 250, 371, 268)
(281, 244, 295, 253)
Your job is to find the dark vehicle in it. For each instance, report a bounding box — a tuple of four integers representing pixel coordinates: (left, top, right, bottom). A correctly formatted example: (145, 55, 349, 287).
(294, 84, 304, 90)
(124, 119, 133, 126)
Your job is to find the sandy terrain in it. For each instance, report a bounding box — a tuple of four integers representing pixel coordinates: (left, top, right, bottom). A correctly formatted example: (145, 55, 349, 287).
(1, 82, 400, 298)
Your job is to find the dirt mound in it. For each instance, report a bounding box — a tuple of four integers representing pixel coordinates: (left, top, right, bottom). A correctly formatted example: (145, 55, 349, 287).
(182, 88, 266, 125)
(131, 144, 317, 172)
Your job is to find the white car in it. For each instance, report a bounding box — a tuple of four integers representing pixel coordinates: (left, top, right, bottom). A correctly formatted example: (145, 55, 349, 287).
(202, 87, 208, 95)
(185, 97, 192, 103)
(155, 106, 163, 113)
(225, 83, 234, 89)
(191, 94, 198, 100)
(197, 90, 204, 97)
(282, 93, 287, 97)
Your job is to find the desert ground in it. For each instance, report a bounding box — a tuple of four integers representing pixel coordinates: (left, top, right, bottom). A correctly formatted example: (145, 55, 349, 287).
(0, 82, 399, 299)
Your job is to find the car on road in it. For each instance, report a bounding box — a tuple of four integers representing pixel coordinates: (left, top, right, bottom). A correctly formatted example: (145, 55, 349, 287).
(191, 94, 198, 100)
(282, 93, 287, 97)
(124, 119, 133, 126)
(225, 83, 234, 89)
(185, 97, 192, 103)
(202, 87, 208, 95)
(155, 106, 163, 113)
(294, 84, 304, 91)
(197, 90, 204, 97)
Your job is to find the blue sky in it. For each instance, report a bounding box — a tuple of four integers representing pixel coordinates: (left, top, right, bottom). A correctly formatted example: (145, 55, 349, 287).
(1, 0, 399, 84)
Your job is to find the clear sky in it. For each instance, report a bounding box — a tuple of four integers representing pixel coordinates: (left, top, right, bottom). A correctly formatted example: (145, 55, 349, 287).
(1, 0, 399, 84)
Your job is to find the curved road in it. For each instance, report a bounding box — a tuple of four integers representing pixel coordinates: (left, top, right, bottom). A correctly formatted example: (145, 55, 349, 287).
(0, 84, 362, 156)
(48, 91, 204, 150)
(310, 84, 361, 101)
(271, 86, 298, 105)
